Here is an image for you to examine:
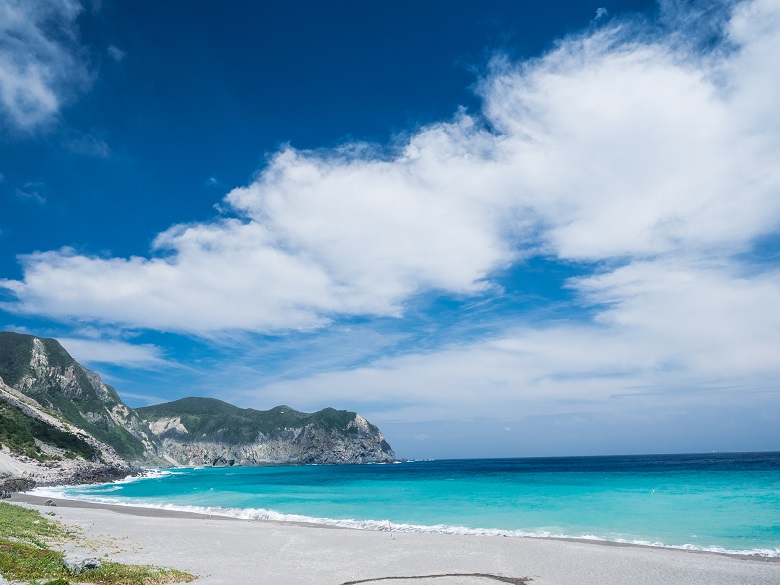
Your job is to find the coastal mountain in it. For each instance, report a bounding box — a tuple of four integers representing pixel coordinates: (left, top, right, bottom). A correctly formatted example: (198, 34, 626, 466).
(0, 377, 134, 486)
(138, 397, 395, 465)
(0, 331, 395, 486)
(0, 332, 159, 462)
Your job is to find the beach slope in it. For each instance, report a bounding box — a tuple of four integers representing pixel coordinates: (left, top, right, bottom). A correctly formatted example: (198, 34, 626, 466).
(9, 495, 778, 585)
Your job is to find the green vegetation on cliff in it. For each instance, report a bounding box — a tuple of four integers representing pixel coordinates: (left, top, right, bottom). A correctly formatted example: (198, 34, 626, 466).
(0, 401, 96, 461)
(0, 332, 34, 388)
(0, 332, 151, 461)
(137, 397, 377, 443)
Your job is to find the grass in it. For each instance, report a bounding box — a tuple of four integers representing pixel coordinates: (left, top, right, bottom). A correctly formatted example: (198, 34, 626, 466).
(0, 502, 195, 585)
(0, 500, 64, 545)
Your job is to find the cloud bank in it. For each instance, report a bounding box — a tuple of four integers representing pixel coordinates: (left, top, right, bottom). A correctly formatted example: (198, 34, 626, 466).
(2, 0, 780, 427)
(4, 0, 779, 332)
(252, 259, 780, 420)
(0, 0, 90, 131)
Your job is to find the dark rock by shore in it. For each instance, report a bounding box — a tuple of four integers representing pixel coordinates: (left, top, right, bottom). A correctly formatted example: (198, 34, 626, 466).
(53, 464, 142, 487)
(0, 477, 36, 492)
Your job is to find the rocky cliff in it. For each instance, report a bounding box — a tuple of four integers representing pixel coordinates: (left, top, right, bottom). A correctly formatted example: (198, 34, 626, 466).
(0, 332, 395, 486)
(0, 332, 160, 463)
(137, 398, 395, 466)
(0, 376, 137, 486)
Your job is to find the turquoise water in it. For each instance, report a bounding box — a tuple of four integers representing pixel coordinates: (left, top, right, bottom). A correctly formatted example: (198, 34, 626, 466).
(38, 452, 780, 556)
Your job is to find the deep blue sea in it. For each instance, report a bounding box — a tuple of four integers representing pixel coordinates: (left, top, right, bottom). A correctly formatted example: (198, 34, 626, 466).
(37, 452, 780, 557)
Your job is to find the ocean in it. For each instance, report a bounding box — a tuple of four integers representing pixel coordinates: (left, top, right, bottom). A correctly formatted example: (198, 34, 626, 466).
(36, 452, 780, 557)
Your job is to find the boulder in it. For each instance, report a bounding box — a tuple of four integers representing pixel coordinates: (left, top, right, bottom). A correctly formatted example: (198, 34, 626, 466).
(64, 554, 102, 574)
(0, 477, 36, 492)
(82, 557, 102, 571)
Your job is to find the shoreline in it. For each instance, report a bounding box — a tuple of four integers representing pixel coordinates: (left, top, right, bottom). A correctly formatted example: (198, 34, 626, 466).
(6, 494, 778, 585)
(16, 491, 780, 562)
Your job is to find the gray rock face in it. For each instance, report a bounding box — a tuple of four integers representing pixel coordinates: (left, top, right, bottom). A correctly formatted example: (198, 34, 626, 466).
(138, 398, 396, 466)
(153, 416, 395, 466)
(0, 478, 36, 492)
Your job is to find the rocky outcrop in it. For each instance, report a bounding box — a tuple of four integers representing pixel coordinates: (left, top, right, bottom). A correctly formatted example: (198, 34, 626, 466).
(151, 415, 395, 466)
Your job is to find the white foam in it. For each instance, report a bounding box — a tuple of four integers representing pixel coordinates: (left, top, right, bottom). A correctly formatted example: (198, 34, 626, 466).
(29, 467, 175, 498)
(29, 485, 73, 499)
(612, 538, 780, 558)
(32, 490, 780, 558)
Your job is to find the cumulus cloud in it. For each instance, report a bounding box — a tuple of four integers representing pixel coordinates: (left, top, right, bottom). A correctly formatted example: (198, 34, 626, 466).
(2, 0, 780, 356)
(0, 0, 91, 131)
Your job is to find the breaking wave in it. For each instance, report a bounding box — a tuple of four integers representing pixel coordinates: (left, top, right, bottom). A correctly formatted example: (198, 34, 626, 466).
(24, 488, 780, 559)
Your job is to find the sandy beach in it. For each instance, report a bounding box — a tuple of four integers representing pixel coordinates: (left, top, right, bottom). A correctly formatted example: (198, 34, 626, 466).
(8, 494, 778, 585)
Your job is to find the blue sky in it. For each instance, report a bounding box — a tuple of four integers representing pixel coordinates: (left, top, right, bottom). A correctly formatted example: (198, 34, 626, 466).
(1, 0, 779, 459)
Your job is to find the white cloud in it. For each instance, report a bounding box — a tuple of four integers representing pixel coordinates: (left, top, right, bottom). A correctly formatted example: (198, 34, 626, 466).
(0, 0, 91, 131)
(2, 0, 777, 454)
(250, 259, 780, 423)
(15, 181, 46, 205)
(107, 44, 125, 62)
(1, 0, 780, 358)
(63, 130, 111, 158)
(58, 337, 170, 368)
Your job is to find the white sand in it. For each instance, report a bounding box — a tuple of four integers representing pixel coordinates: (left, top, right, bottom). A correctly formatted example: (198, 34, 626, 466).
(9, 495, 779, 585)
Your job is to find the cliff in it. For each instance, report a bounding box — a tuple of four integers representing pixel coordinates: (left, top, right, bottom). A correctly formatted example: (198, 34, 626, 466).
(0, 332, 395, 487)
(137, 398, 395, 466)
(0, 377, 136, 486)
(0, 332, 159, 462)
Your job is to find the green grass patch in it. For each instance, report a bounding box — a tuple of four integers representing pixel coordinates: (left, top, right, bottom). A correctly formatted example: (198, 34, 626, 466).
(0, 540, 65, 580)
(0, 500, 64, 544)
(76, 562, 194, 585)
(0, 502, 195, 584)
(0, 331, 34, 388)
